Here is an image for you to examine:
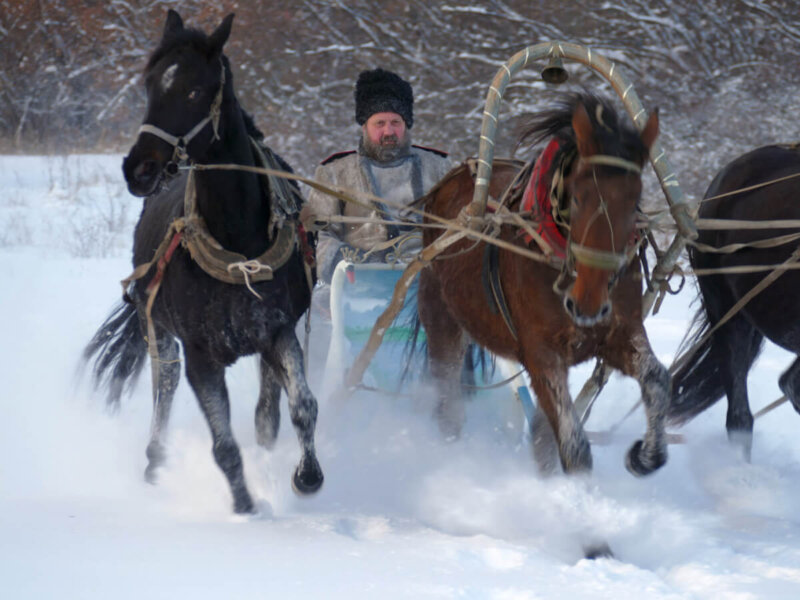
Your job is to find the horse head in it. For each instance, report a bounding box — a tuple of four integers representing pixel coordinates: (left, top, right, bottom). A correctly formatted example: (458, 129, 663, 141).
(562, 96, 659, 327)
(122, 10, 234, 197)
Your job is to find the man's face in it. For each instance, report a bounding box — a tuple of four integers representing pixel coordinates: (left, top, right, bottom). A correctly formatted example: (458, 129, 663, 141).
(364, 112, 407, 148)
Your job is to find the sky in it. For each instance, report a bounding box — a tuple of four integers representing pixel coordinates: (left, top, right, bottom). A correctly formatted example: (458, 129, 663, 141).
(1, 154, 800, 599)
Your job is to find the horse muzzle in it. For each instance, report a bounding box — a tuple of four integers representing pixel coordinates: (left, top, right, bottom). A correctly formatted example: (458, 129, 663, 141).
(123, 149, 165, 197)
(563, 293, 612, 327)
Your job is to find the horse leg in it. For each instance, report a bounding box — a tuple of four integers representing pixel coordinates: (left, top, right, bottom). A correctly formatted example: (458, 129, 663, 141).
(430, 329, 469, 440)
(255, 356, 282, 450)
(418, 270, 468, 439)
(183, 344, 254, 514)
(527, 360, 591, 474)
(779, 356, 800, 416)
(530, 407, 561, 475)
(144, 331, 181, 484)
(268, 326, 323, 495)
(716, 317, 763, 461)
(615, 330, 669, 476)
(526, 359, 611, 558)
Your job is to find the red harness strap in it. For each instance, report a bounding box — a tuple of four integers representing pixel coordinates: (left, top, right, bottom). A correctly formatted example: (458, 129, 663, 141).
(521, 138, 568, 259)
(146, 230, 184, 294)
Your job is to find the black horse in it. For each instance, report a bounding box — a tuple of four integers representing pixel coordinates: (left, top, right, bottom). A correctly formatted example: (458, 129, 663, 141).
(84, 10, 323, 513)
(669, 144, 800, 459)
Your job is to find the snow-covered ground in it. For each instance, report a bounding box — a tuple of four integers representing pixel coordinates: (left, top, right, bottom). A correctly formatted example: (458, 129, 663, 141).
(1, 155, 799, 599)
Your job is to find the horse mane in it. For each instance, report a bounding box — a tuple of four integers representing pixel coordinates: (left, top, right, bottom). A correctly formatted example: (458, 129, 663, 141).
(516, 92, 648, 167)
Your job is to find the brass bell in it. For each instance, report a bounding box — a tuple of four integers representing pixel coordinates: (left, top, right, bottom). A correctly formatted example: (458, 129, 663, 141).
(541, 56, 568, 84)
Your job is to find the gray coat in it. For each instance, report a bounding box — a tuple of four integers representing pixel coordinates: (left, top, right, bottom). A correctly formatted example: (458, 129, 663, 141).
(308, 145, 452, 281)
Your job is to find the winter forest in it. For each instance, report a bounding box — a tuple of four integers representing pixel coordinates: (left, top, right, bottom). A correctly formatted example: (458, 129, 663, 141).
(2, 1, 800, 599)
(3, 0, 800, 195)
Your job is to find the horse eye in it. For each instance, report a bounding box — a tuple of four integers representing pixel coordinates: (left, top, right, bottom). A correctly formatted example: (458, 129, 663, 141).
(187, 88, 202, 102)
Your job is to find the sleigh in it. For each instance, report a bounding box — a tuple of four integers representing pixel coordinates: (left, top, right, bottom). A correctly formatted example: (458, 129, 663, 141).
(322, 260, 529, 427)
(324, 43, 799, 463)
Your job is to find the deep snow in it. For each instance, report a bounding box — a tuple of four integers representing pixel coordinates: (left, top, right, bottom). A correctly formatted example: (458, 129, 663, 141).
(1, 154, 800, 599)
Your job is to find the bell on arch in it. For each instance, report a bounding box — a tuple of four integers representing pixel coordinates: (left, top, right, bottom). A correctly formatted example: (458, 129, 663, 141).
(541, 56, 568, 84)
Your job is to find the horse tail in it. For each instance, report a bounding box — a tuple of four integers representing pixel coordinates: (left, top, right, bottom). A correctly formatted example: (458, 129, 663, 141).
(83, 302, 147, 408)
(400, 311, 494, 394)
(460, 343, 495, 394)
(667, 303, 726, 424)
(401, 309, 427, 385)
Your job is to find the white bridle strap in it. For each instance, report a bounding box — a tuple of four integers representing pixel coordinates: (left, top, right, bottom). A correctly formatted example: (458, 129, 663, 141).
(138, 119, 209, 148)
(569, 241, 631, 271)
(583, 154, 642, 174)
(135, 61, 226, 154)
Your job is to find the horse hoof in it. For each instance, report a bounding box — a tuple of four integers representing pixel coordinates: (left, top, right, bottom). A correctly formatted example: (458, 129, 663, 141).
(625, 440, 666, 477)
(233, 494, 256, 514)
(726, 430, 753, 463)
(144, 464, 159, 485)
(436, 400, 465, 441)
(144, 443, 166, 484)
(583, 542, 613, 560)
(292, 456, 324, 496)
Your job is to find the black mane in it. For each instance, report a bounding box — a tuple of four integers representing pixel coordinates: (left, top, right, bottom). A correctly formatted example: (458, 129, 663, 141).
(517, 92, 648, 166)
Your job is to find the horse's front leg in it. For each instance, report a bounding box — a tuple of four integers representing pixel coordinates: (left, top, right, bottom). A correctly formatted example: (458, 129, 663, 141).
(614, 329, 669, 476)
(255, 355, 282, 450)
(183, 344, 254, 514)
(144, 328, 181, 484)
(267, 326, 323, 495)
(526, 357, 592, 473)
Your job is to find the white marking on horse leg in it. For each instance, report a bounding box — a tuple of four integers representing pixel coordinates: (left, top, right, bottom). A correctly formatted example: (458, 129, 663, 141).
(273, 327, 323, 493)
(630, 330, 669, 471)
(274, 328, 319, 456)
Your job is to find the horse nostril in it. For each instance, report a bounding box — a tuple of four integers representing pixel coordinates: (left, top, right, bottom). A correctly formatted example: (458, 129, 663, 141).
(564, 296, 576, 316)
(133, 160, 158, 183)
(599, 302, 612, 320)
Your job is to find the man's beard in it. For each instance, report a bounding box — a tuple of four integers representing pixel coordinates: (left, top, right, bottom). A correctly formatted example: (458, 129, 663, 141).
(360, 131, 412, 163)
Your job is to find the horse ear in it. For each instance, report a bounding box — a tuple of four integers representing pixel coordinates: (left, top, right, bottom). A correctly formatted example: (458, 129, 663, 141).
(163, 9, 183, 37)
(209, 13, 235, 56)
(640, 107, 659, 150)
(572, 101, 598, 157)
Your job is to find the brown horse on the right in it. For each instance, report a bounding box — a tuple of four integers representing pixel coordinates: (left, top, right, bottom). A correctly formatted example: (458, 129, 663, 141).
(418, 92, 668, 477)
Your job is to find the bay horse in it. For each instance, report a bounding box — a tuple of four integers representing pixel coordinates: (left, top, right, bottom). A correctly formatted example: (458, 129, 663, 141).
(83, 10, 323, 513)
(669, 144, 800, 459)
(418, 93, 668, 477)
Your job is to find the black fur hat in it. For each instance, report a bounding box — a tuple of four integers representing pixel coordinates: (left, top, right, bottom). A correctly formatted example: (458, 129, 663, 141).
(354, 68, 414, 129)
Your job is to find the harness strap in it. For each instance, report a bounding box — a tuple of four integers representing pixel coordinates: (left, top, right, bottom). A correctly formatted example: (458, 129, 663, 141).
(482, 244, 518, 340)
(146, 231, 184, 293)
(569, 241, 631, 271)
(583, 154, 642, 174)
